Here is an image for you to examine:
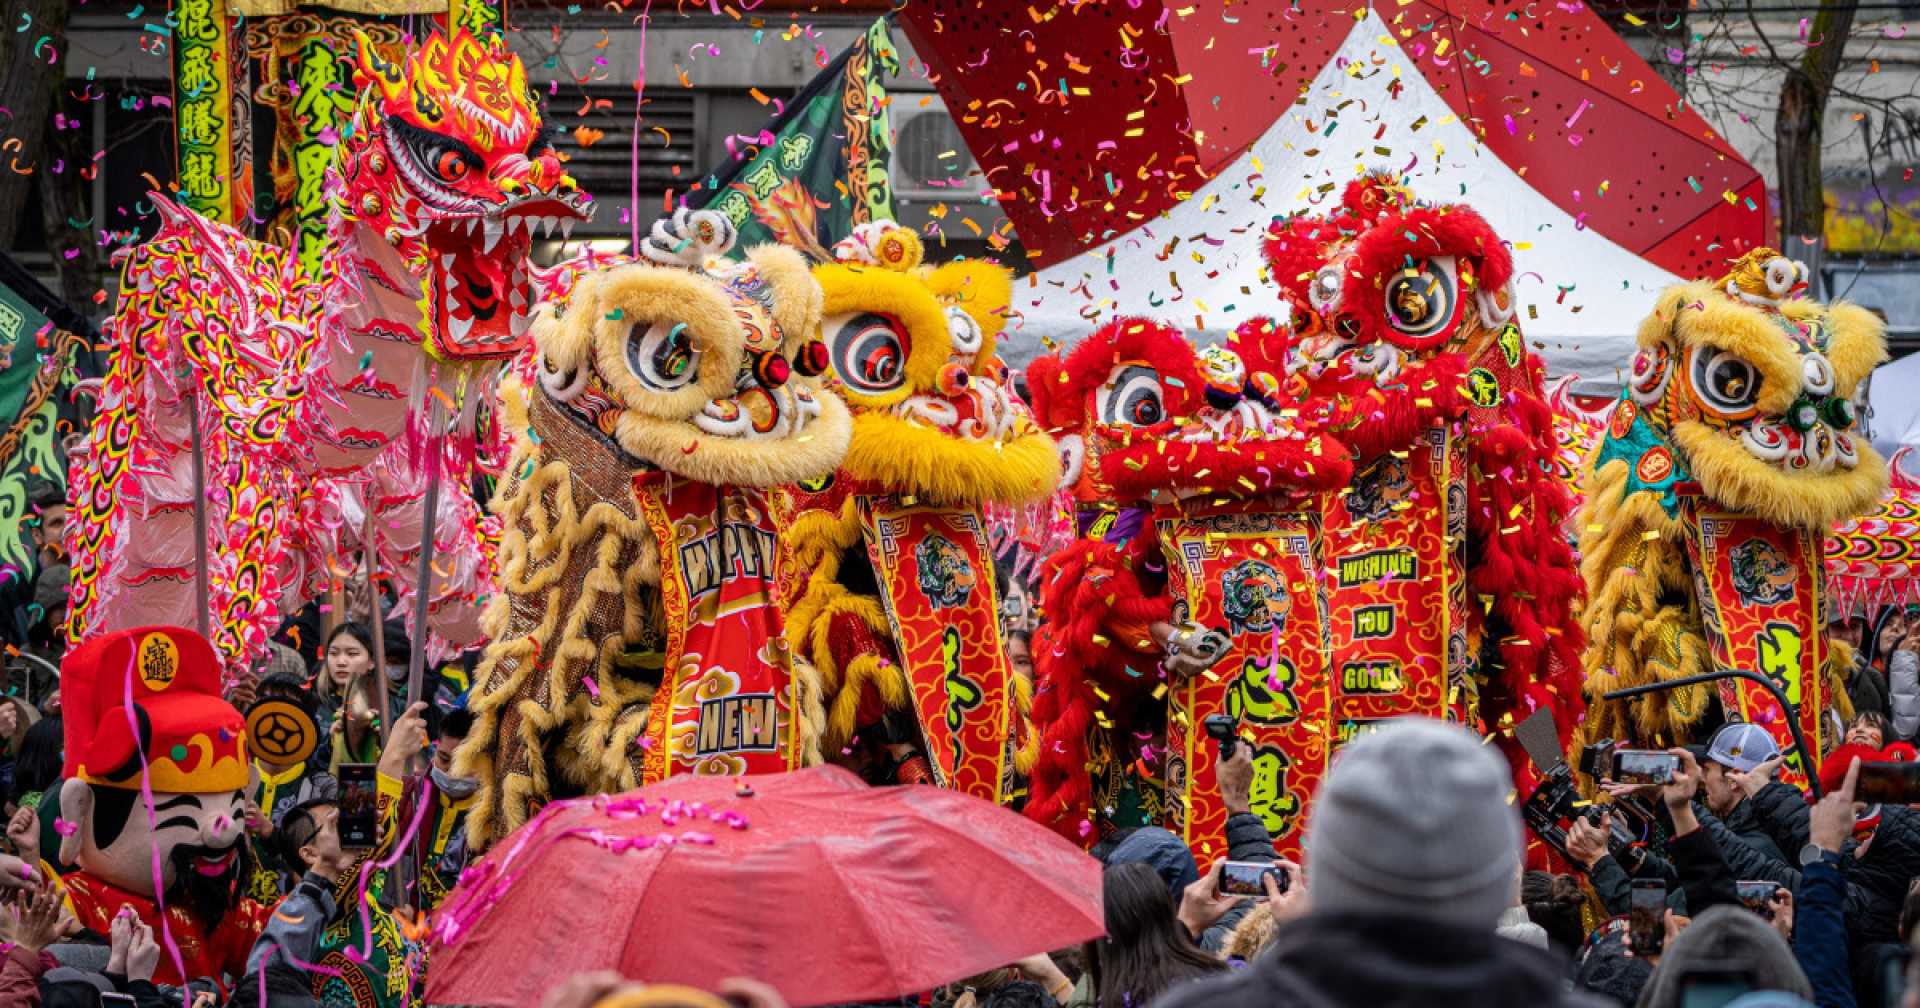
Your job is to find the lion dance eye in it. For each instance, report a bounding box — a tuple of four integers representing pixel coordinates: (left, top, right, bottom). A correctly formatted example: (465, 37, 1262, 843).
(1689, 347, 1761, 417)
(825, 313, 908, 395)
(1100, 365, 1167, 427)
(1308, 265, 1344, 313)
(1381, 257, 1461, 345)
(626, 320, 702, 390)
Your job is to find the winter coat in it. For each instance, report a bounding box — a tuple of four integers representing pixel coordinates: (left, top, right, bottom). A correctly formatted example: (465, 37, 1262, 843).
(1748, 780, 1813, 856)
(1634, 907, 1811, 1008)
(1890, 649, 1920, 742)
(1586, 849, 1680, 917)
(1665, 825, 1740, 916)
(1716, 796, 1788, 866)
(1152, 913, 1614, 1008)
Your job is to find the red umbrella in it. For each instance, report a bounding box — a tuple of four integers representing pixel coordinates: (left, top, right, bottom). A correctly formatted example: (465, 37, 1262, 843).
(424, 766, 1104, 1007)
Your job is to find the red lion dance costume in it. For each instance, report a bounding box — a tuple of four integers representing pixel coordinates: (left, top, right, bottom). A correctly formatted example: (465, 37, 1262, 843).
(1243, 174, 1587, 779)
(1023, 319, 1351, 858)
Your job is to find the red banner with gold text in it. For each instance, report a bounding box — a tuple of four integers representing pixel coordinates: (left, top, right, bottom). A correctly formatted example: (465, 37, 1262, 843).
(635, 475, 802, 784)
(1320, 426, 1469, 741)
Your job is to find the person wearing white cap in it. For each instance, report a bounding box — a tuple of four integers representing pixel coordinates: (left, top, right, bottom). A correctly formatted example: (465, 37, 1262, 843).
(1152, 717, 1611, 1008)
(1699, 722, 1789, 865)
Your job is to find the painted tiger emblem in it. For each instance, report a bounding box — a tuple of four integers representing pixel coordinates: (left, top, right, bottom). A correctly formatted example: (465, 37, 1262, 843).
(915, 532, 977, 610)
(1729, 539, 1796, 606)
(1343, 455, 1413, 523)
(1221, 559, 1285, 636)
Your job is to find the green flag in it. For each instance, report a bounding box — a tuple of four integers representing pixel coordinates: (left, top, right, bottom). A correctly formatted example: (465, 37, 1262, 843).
(0, 276, 75, 585)
(695, 17, 899, 259)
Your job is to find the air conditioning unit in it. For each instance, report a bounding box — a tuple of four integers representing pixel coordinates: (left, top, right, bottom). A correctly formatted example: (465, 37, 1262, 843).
(891, 96, 990, 204)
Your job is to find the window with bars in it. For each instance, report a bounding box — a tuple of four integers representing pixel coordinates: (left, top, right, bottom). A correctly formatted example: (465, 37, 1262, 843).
(545, 87, 698, 231)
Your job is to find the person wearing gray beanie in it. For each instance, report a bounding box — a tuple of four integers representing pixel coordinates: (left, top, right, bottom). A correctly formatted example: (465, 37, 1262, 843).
(1304, 716, 1523, 929)
(1152, 717, 1611, 1008)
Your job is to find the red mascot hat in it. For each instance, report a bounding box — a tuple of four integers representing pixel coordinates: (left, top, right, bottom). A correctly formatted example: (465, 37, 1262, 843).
(60, 626, 248, 793)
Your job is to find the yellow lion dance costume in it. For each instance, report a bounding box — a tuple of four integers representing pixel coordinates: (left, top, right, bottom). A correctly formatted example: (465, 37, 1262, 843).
(784, 222, 1059, 801)
(1576, 249, 1887, 775)
(457, 210, 852, 843)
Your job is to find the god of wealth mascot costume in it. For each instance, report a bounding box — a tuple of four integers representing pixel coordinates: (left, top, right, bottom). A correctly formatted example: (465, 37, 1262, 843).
(783, 221, 1059, 800)
(455, 209, 852, 844)
(1243, 174, 1587, 778)
(1022, 318, 1353, 858)
(1575, 250, 1887, 777)
(58, 625, 268, 987)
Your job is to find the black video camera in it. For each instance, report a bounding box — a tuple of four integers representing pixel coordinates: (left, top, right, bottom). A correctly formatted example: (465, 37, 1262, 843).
(1579, 739, 1619, 781)
(1204, 714, 1238, 759)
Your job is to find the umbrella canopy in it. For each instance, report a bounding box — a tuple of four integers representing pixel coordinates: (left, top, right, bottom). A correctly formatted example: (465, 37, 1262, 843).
(425, 766, 1104, 1007)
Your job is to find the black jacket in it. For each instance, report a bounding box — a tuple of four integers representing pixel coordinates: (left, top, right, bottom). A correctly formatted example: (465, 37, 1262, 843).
(1747, 779, 1813, 855)
(1696, 806, 1911, 944)
(1666, 825, 1740, 915)
(1716, 796, 1788, 865)
(1152, 913, 1613, 1008)
(1848, 656, 1890, 722)
(1587, 849, 1680, 916)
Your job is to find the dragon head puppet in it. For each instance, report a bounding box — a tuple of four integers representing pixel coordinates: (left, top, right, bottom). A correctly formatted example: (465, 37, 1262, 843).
(1578, 250, 1888, 748)
(457, 210, 851, 843)
(341, 29, 591, 362)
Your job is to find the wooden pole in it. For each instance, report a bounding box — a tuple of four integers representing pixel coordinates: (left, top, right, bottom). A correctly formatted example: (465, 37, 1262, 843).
(365, 503, 392, 743)
(187, 391, 211, 642)
(405, 393, 446, 713)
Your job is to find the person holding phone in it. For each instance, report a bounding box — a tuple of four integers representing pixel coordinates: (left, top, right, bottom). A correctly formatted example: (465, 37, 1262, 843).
(262, 701, 434, 1008)
(1155, 718, 1605, 1008)
(1697, 724, 1788, 864)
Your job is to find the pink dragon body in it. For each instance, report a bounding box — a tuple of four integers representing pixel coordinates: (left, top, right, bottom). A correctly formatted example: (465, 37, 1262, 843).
(66, 29, 591, 674)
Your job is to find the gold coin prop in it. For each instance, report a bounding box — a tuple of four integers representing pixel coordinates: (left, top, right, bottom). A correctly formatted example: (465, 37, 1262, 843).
(246, 699, 318, 766)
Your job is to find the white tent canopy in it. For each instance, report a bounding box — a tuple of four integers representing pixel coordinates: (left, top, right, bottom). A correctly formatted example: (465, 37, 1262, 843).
(1004, 8, 1680, 387)
(1870, 351, 1920, 461)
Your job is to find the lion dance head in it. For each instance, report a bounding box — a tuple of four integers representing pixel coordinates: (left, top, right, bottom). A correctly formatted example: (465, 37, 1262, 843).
(1027, 317, 1351, 505)
(1240, 173, 1521, 460)
(811, 221, 1059, 507)
(1616, 248, 1887, 528)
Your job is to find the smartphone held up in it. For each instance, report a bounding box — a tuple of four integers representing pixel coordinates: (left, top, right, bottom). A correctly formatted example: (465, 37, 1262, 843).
(1217, 860, 1289, 900)
(1854, 761, 1920, 806)
(1613, 750, 1682, 787)
(336, 763, 379, 850)
(1629, 879, 1666, 957)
